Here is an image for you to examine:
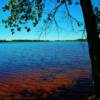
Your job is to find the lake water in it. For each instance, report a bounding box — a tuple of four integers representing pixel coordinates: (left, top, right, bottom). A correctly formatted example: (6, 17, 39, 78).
(0, 42, 93, 99)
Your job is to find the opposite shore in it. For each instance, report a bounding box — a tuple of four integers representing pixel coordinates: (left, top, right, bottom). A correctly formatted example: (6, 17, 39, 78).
(0, 39, 87, 42)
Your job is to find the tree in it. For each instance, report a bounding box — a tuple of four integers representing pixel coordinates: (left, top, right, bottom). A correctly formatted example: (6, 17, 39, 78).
(80, 0, 100, 99)
(2, 0, 100, 98)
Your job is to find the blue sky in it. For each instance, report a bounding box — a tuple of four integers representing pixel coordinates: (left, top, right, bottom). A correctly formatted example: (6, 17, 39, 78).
(0, 0, 99, 40)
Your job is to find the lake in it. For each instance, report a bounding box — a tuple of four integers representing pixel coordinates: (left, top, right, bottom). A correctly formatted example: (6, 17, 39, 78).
(0, 42, 93, 100)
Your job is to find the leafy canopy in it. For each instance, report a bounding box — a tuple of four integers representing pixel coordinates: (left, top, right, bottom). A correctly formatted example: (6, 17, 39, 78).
(2, 0, 80, 34)
(2, 0, 99, 35)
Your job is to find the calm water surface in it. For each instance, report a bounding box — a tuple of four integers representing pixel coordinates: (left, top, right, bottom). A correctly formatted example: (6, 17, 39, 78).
(0, 42, 91, 73)
(0, 42, 93, 99)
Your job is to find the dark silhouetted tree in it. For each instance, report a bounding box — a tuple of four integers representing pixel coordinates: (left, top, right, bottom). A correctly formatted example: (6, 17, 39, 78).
(80, 0, 100, 99)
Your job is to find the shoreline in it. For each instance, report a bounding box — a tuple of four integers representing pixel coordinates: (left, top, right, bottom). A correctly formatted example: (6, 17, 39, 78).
(0, 39, 87, 42)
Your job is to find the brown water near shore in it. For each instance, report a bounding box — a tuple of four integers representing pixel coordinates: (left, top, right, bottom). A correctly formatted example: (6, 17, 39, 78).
(0, 68, 93, 100)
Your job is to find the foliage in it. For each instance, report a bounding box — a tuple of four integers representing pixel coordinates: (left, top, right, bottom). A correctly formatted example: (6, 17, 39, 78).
(2, 0, 80, 35)
(2, 0, 44, 34)
(94, 7, 100, 33)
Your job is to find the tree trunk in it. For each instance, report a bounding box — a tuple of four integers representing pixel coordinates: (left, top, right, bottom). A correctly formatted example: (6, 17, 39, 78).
(80, 0, 100, 98)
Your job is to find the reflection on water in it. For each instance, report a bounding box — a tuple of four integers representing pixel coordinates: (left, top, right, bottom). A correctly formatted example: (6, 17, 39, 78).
(0, 42, 93, 99)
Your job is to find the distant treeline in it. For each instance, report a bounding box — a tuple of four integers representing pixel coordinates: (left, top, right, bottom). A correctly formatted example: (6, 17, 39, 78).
(57, 39, 87, 42)
(0, 39, 87, 42)
(0, 40, 50, 42)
